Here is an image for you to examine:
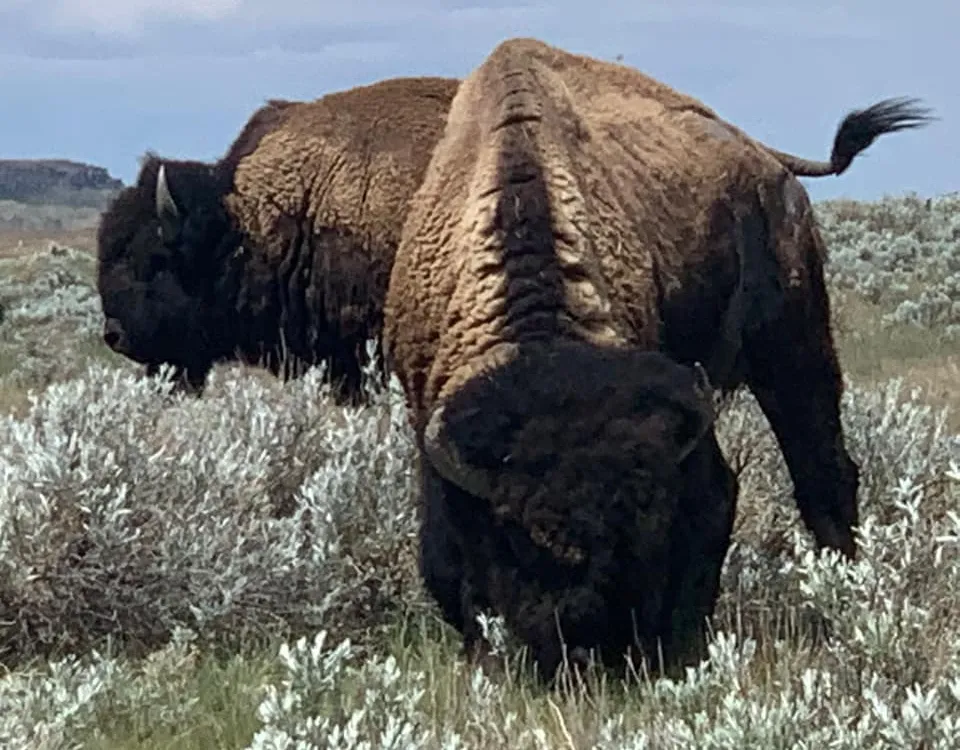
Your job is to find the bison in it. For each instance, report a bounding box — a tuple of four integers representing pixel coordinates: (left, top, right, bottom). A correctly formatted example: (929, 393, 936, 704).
(383, 38, 933, 682)
(96, 75, 460, 402)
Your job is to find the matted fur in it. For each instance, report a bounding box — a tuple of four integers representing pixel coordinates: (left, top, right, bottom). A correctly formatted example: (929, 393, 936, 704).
(384, 38, 930, 682)
(97, 75, 459, 400)
(417, 341, 734, 681)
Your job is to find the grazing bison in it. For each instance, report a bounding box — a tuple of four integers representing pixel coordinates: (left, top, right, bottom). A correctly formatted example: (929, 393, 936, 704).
(383, 38, 933, 682)
(96, 75, 460, 401)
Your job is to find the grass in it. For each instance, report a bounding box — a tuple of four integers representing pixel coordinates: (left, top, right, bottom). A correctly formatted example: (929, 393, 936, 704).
(5, 611, 839, 749)
(78, 644, 282, 749)
(1, 195, 959, 749)
(833, 292, 960, 431)
(0, 226, 100, 257)
(0, 199, 106, 235)
(73, 621, 472, 750)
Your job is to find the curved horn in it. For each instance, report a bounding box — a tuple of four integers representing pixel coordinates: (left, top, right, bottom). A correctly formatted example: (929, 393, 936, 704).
(692, 361, 715, 410)
(674, 361, 718, 464)
(423, 402, 498, 500)
(155, 164, 179, 221)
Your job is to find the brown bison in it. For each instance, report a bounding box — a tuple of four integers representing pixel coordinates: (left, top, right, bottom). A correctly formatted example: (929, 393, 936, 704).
(383, 38, 932, 682)
(96, 75, 460, 401)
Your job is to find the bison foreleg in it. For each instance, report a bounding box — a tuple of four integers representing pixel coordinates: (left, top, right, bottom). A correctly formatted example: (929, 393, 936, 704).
(744, 310, 860, 559)
(656, 430, 739, 674)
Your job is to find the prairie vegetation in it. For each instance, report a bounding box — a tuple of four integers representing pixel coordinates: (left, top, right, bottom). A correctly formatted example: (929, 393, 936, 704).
(0, 193, 958, 748)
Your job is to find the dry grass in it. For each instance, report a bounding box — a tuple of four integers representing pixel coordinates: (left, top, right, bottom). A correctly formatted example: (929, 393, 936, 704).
(834, 292, 960, 431)
(0, 226, 98, 258)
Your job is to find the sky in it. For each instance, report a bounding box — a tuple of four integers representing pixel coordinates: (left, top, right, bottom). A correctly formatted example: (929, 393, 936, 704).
(0, 0, 955, 201)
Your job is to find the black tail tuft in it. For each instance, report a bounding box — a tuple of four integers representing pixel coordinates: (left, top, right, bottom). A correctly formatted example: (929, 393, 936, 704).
(830, 96, 936, 174)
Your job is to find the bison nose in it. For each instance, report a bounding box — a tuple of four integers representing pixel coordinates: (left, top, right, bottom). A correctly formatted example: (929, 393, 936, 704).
(103, 317, 125, 350)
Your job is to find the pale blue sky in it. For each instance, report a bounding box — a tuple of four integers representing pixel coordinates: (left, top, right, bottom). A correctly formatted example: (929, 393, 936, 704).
(0, 0, 954, 200)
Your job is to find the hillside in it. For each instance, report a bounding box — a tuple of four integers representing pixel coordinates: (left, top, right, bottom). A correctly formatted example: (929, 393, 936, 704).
(0, 158, 124, 232)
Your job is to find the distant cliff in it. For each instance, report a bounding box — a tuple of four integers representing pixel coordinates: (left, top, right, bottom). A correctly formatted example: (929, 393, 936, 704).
(0, 159, 125, 232)
(0, 159, 124, 209)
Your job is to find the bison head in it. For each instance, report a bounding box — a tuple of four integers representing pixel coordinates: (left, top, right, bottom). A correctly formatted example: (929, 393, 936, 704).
(422, 343, 721, 549)
(96, 155, 239, 395)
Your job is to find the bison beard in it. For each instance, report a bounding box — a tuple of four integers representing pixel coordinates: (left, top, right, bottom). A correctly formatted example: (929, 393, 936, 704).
(418, 340, 736, 682)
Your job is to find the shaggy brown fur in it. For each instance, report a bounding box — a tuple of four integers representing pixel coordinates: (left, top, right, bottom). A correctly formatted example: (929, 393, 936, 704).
(417, 342, 736, 681)
(96, 75, 459, 401)
(383, 38, 932, 682)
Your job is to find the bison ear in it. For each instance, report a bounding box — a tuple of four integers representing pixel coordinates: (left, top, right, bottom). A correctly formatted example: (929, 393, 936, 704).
(155, 163, 183, 245)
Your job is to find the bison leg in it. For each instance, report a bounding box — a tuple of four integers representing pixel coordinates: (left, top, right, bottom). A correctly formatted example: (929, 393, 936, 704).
(743, 292, 860, 559)
(325, 337, 367, 406)
(731, 177, 860, 559)
(656, 430, 738, 673)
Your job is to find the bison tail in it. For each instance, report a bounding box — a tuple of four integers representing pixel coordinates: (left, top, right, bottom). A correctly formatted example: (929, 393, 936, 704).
(423, 340, 719, 551)
(764, 96, 935, 178)
(827, 96, 935, 174)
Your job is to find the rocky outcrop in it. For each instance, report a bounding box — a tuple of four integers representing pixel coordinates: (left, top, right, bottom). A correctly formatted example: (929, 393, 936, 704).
(0, 159, 123, 209)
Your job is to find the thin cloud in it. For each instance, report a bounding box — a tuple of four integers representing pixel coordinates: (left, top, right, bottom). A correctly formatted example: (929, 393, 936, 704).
(0, 40, 404, 73)
(0, 0, 944, 77)
(548, 1, 894, 41)
(48, 0, 241, 35)
(250, 40, 403, 63)
(3, 0, 910, 63)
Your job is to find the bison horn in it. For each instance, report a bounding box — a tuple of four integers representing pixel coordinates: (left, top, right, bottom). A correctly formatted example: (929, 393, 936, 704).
(156, 164, 178, 217)
(673, 361, 718, 464)
(155, 164, 183, 244)
(423, 403, 498, 501)
(156, 164, 181, 242)
(692, 361, 714, 405)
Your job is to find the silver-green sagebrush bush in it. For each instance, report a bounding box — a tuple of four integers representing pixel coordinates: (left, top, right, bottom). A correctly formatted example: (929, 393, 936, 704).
(0, 242, 101, 335)
(0, 627, 200, 749)
(818, 192, 960, 334)
(0, 355, 422, 664)
(0, 240, 118, 391)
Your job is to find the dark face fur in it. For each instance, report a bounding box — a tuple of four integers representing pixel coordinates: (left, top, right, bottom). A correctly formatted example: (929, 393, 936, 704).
(96, 158, 237, 393)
